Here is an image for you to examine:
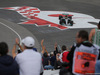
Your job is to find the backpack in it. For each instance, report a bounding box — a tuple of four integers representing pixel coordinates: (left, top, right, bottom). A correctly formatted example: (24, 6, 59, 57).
(73, 44, 99, 74)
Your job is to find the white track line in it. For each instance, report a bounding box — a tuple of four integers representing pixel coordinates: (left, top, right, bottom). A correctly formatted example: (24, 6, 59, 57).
(0, 22, 22, 45)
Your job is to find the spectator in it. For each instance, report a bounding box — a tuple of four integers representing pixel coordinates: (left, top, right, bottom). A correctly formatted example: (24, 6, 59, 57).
(67, 30, 99, 75)
(89, 21, 100, 46)
(53, 42, 62, 69)
(59, 45, 69, 63)
(54, 42, 59, 56)
(44, 52, 56, 70)
(59, 45, 69, 75)
(41, 39, 50, 68)
(50, 52, 56, 67)
(15, 38, 38, 52)
(54, 52, 62, 69)
(54, 42, 61, 56)
(42, 52, 50, 68)
(12, 36, 42, 75)
(41, 39, 54, 70)
(0, 42, 18, 75)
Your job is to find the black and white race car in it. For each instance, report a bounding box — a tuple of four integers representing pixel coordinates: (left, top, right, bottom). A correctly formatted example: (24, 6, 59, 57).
(59, 13, 74, 26)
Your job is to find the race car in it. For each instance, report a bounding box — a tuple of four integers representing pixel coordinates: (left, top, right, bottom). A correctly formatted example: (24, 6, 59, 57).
(59, 13, 74, 26)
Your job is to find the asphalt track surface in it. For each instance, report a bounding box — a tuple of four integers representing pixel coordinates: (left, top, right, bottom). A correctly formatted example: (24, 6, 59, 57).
(0, 0, 100, 53)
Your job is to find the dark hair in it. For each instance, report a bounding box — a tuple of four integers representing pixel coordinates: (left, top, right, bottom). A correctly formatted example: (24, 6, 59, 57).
(43, 52, 48, 57)
(25, 46, 33, 49)
(78, 30, 88, 41)
(0, 42, 8, 56)
(62, 45, 66, 51)
(98, 21, 100, 29)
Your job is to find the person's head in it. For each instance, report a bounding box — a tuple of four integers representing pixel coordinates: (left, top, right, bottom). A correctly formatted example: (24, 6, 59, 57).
(50, 52, 54, 57)
(43, 52, 48, 57)
(22, 36, 35, 49)
(97, 21, 100, 29)
(76, 30, 88, 44)
(58, 51, 61, 54)
(0, 42, 8, 56)
(62, 45, 67, 51)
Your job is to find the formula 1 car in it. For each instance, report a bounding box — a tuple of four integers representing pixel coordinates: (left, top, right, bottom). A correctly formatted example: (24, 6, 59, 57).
(59, 13, 74, 26)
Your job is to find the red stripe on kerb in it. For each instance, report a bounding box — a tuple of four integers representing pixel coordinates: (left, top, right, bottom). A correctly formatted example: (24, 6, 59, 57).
(22, 14, 31, 18)
(22, 14, 29, 16)
(20, 10, 31, 13)
(16, 6, 30, 11)
(20, 10, 40, 14)
(33, 11, 40, 13)
(29, 8, 39, 11)
(34, 14, 38, 16)
(48, 14, 73, 17)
